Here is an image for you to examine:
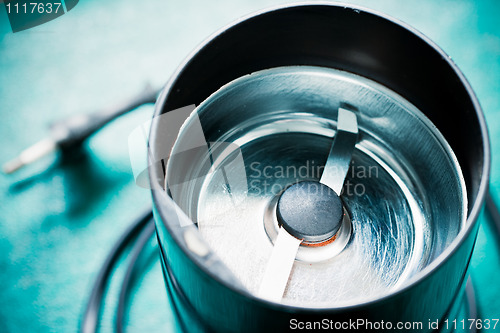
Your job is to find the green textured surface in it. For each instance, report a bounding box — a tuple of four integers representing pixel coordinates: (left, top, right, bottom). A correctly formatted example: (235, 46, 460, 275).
(0, 0, 499, 332)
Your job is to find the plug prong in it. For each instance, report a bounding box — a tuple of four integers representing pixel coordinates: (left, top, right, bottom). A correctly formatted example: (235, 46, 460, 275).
(3, 138, 56, 174)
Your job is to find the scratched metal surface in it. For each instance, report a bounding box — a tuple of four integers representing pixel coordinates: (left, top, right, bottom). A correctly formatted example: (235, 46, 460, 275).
(0, 0, 499, 332)
(186, 66, 465, 307)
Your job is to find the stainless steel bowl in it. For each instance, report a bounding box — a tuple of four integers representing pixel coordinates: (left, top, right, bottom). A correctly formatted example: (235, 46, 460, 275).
(167, 65, 467, 307)
(150, 4, 490, 332)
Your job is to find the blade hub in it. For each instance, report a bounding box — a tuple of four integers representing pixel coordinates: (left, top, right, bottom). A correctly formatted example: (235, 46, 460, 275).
(277, 181, 343, 243)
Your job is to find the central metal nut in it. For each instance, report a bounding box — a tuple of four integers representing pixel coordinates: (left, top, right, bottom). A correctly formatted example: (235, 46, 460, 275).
(277, 181, 344, 244)
(263, 183, 352, 263)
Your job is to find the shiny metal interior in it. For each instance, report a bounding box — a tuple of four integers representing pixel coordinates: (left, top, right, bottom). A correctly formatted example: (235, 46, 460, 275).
(166, 66, 467, 307)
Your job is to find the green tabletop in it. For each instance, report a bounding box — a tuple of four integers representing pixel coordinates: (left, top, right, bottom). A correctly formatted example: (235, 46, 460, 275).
(1, 0, 499, 332)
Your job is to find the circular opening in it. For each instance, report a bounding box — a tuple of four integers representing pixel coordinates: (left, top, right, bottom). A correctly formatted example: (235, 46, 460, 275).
(166, 66, 467, 307)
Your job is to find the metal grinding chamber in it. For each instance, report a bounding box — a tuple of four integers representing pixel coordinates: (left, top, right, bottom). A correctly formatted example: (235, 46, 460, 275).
(149, 4, 490, 332)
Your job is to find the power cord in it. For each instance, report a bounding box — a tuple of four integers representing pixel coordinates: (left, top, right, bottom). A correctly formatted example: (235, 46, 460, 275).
(3, 85, 158, 174)
(80, 209, 153, 333)
(115, 220, 156, 333)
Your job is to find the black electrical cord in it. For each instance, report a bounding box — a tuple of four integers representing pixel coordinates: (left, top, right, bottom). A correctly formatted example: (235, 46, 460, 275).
(80, 208, 154, 333)
(158, 240, 214, 333)
(115, 221, 156, 333)
(115, 229, 211, 333)
(3, 85, 158, 174)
